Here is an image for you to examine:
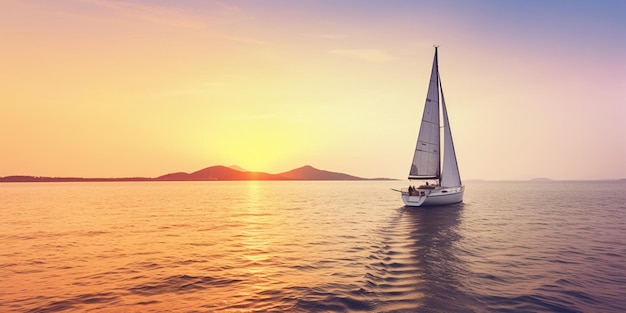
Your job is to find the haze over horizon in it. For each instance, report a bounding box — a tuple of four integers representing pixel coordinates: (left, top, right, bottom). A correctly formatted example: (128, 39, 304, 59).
(2, 0, 625, 181)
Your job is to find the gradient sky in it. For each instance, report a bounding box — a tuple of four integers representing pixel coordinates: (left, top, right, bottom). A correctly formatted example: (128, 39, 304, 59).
(1, 0, 625, 180)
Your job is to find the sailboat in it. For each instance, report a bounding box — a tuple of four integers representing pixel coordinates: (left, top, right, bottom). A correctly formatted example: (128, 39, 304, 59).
(399, 47, 464, 207)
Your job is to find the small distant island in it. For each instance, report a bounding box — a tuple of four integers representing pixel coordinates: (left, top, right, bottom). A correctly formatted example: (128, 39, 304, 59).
(529, 177, 553, 181)
(0, 165, 395, 182)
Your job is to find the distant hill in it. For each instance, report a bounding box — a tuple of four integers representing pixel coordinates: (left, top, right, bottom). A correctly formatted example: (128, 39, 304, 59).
(1, 165, 394, 182)
(156, 165, 284, 181)
(156, 165, 384, 181)
(530, 177, 553, 181)
(278, 165, 363, 180)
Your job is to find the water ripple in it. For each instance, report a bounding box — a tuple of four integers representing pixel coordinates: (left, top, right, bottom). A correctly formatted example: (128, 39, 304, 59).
(26, 292, 119, 313)
(128, 274, 242, 296)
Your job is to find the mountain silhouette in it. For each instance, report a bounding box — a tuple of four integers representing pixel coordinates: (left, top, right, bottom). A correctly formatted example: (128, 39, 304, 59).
(156, 166, 285, 181)
(156, 165, 369, 181)
(278, 165, 362, 180)
(1, 165, 393, 182)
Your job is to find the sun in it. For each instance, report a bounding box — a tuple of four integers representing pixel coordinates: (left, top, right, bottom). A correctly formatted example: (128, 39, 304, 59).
(205, 120, 302, 173)
(231, 144, 281, 173)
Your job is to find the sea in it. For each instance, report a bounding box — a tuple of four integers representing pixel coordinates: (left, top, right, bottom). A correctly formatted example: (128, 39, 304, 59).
(1, 180, 625, 312)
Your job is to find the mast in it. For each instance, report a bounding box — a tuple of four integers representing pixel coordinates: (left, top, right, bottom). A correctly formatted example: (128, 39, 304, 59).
(435, 46, 441, 182)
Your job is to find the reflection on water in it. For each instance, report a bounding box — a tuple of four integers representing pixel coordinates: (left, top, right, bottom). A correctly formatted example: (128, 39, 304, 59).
(405, 205, 467, 310)
(362, 204, 478, 312)
(1, 181, 625, 312)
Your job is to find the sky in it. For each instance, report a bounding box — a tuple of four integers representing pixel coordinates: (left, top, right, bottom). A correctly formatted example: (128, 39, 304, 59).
(1, 0, 625, 180)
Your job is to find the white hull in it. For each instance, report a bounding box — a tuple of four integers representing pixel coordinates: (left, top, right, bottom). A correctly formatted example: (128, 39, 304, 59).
(401, 186, 464, 207)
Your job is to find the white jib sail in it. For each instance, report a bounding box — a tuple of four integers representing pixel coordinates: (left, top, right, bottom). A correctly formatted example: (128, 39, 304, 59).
(440, 81, 462, 187)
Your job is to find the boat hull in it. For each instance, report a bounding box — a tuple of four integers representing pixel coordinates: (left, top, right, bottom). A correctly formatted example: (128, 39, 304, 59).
(401, 186, 464, 207)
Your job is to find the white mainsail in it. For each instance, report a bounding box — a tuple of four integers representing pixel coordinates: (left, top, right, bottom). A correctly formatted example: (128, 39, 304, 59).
(409, 51, 440, 179)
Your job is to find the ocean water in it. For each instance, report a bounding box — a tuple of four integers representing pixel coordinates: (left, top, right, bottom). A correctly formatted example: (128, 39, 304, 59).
(1, 180, 625, 312)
